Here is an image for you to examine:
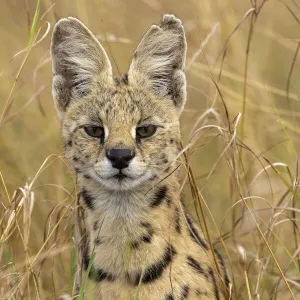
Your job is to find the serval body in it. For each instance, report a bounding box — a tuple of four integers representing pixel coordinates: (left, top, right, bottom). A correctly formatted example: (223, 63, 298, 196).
(51, 14, 230, 300)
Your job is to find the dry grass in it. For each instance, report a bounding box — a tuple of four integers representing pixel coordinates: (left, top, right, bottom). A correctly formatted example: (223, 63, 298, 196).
(1, 0, 300, 299)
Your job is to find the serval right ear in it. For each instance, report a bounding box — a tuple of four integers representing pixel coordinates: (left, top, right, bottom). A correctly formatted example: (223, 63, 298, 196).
(50, 17, 113, 119)
(128, 14, 187, 115)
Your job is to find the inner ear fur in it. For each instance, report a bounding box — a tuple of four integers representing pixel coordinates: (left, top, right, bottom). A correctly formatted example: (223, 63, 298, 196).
(50, 17, 113, 118)
(128, 14, 187, 114)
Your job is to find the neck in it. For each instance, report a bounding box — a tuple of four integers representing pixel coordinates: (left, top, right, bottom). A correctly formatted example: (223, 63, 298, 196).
(79, 171, 181, 236)
(78, 172, 183, 282)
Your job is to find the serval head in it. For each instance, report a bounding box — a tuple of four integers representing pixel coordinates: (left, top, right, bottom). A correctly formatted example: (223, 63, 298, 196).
(51, 14, 187, 191)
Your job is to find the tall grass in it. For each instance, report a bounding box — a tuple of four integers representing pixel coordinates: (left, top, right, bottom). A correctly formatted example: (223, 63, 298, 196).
(1, 0, 300, 298)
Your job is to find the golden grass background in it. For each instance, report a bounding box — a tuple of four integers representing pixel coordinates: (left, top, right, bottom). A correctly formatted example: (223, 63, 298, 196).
(1, 0, 300, 299)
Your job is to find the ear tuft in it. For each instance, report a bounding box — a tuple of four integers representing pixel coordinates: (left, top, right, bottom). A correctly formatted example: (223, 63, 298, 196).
(161, 14, 183, 30)
(51, 17, 112, 118)
(128, 14, 187, 114)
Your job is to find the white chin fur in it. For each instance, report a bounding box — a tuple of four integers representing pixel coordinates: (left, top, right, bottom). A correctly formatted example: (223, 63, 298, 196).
(88, 169, 153, 191)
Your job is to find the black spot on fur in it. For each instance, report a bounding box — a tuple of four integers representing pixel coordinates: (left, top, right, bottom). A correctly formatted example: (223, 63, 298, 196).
(166, 196, 171, 207)
(165, 294, 174, 300)
(65, 140, 72, 147)
(93, 221, 99, 231)
(73, 156, 79, 162)
(160, 153, 167, 160)
(81, 188, 94, 210)
(165, 166, 171, 173)
(131, 241, 139, 249)
(83, 243, 90, 270)
(208, 267, 220, 300)
(185, 213, 208, 250)
(163, 158, 169, 164)
(94, 268, 115, 282)
(83, 243, 115, 282)
(195, 289, 209, 296)
(141, 235, 151, 243)
(95, 237, 101, 245)
(150, 186, 168, 207)
(131, 222, 154, 249)
(175, 207, 181, 234)
(135, 244, 176, 285)
(180, 285, 190, 299)
(187, 256, 206, 277)
(141, 222, 154, 234)
(83, 174, 91, 179)
(214, 248, 230, 290)
(74, 167, 80, 173)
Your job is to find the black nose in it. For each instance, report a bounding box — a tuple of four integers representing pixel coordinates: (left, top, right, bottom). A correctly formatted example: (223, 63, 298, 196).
(106, 148, 135, 170)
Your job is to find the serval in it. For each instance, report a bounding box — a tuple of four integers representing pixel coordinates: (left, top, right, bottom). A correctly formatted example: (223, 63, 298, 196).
(51, 14, 230, 300)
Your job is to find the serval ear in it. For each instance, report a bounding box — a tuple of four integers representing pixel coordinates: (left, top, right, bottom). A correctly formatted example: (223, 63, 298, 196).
(128, 14, 187, 114)
(50, 17, 113, 118)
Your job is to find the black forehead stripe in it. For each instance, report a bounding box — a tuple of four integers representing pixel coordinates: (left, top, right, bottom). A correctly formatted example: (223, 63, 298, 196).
(185, 213, 208, 250)
(150, 186, 168, 207)
(134, 244, 176, 285)
(81, 188, 94, 210)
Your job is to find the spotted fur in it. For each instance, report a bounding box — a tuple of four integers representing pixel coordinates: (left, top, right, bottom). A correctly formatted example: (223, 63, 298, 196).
(51, 14, 230, 300)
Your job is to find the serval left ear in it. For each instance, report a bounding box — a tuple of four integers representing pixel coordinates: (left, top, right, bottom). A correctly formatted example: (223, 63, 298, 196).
(128, 14, 187, 115)
(50, 17, 113, 119)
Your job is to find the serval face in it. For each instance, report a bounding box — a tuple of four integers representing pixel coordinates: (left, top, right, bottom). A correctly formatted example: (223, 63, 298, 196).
(51, 15, 187, 191)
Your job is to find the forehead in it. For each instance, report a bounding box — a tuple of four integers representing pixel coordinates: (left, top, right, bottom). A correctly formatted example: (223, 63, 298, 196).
(68, 80, 176, 126)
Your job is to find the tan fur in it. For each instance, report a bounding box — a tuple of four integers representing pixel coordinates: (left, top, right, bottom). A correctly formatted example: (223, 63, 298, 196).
(51, 14, 230, 300)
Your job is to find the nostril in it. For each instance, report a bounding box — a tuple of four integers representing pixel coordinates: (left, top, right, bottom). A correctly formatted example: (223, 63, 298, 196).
(125, 151, 135, 162)
(106, 148, 135, 170)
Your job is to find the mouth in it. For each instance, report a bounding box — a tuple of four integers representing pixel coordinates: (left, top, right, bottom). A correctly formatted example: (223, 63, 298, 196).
(113, 173, 129, 181)
(90, 168, 153, 190)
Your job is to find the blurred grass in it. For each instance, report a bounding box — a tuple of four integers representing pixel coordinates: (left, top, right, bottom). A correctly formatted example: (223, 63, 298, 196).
(0, 0, 300, 299)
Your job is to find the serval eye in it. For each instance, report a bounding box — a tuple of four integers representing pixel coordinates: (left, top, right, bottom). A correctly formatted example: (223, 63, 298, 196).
(84, 126, 104, 138)
(136, 125, 157, 138)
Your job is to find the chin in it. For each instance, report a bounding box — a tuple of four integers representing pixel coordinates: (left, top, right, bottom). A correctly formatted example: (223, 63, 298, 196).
(87, 169, 153, 191)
